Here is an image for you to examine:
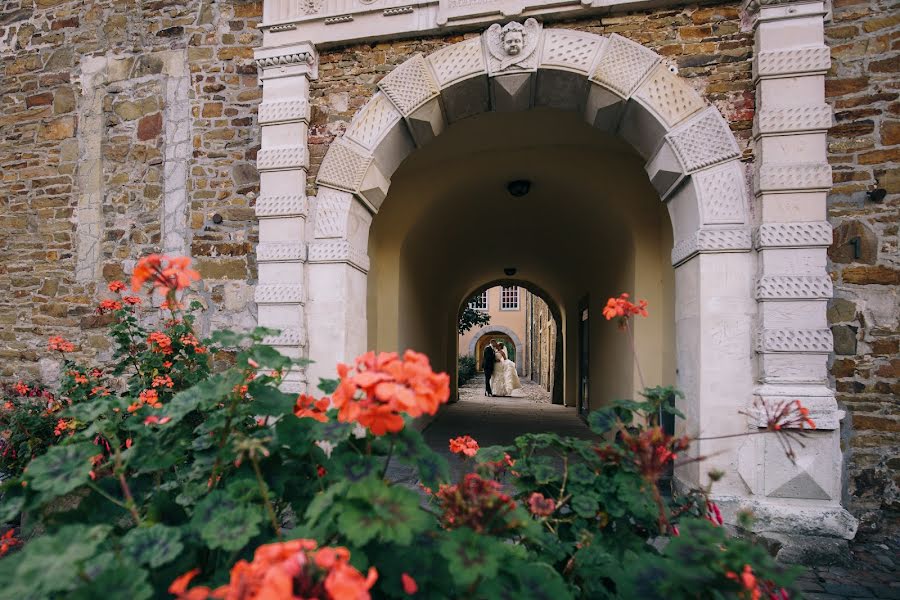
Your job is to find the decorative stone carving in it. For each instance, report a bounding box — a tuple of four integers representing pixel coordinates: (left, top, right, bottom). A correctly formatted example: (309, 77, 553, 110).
(757, 328, 833, 353)
(753, 386, 843, 430)
(693, 161, 748, 225)
(634, 64, 705, 128)
(756, 275, 833, 300)
(666, 107, 741, 173)
(256, 51, 315, 69)
(344, 92, 403, 151)
(263, 327, 307, 347)
(300, 0, 324, 15)
(754, 162, 832, 194)
(539, 29, 604, 75)
(256, 145, 309, 172)
(753, 45, 831, 79)
(255, 195, 309, 218)
(427, 37, 487, 88)
(258, 98, 310, 124)
(307, 240, 370, 272)
(383, 6, 414, 16)
(314, 188, 353, 239)
(754, 104, 832, 137)
(257, 242, 307, 262)
(485, 19, 542, 74)
(255, 284, 304, 304)
(315, 140, 373, 193)
(756, 222, 832, 249)
(377, 54, 440, 116)
(590, 34, 659, 98)
(671, 228, 753, 266)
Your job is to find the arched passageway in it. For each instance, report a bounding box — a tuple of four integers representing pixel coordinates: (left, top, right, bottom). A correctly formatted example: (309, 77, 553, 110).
(366, 109, 676, 411)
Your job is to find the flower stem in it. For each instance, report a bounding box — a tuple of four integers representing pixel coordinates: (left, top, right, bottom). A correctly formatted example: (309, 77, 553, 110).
(113, 446, 141, 525)
(250, 453, 282, 540)
(624, 322, 646, 392)
(381, 437, 396, 480)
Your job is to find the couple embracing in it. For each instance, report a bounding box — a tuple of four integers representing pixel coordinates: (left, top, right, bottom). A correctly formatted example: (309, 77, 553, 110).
(482, 339, 522, 397)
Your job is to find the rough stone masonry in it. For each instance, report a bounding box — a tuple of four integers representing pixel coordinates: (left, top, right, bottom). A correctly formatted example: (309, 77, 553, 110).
(0, 0, 897, 531)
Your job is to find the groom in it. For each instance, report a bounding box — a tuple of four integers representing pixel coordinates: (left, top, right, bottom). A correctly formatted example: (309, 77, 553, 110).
(482, 340, 497, 397)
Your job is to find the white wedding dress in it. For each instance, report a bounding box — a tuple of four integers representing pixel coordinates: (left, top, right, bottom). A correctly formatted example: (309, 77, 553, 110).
(490, 347, 523, 397)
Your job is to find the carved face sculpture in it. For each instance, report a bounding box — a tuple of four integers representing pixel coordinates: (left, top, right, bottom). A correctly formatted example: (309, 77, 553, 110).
(502, 30, 524, 56)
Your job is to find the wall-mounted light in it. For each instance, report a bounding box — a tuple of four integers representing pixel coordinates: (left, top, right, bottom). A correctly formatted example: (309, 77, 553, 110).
(504, 267, 517, 277)
(507, 180, 531, 197)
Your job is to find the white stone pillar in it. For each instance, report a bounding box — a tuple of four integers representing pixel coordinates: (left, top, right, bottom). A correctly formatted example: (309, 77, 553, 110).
(737, 0, 857, 555)
(305, 187, 372, 386)
(253, 43, 317, 393)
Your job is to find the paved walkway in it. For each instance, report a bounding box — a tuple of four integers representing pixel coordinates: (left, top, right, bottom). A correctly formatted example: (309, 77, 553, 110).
(422, 375, 595, 480)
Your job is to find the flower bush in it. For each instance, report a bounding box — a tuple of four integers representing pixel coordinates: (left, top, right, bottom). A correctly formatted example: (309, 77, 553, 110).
(0, 258, 810, 599)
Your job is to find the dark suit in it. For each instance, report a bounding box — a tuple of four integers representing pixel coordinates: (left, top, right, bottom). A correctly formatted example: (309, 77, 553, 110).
(482, 345, 497, 396)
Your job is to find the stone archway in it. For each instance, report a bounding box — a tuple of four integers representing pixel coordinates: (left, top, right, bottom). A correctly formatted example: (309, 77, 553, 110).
(468, 325, 524, 373)
(256, 20, 853, 545)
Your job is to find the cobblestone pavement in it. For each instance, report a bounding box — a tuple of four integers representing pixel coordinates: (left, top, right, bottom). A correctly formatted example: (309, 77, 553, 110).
(416, 377, 900, 597)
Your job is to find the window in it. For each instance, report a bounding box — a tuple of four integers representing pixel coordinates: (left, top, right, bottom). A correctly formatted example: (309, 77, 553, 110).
(501, 286, 519, 310)
(468, 291, 488, 311)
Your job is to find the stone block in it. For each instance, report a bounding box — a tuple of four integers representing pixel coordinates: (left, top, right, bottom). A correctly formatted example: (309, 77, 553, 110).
(828, 220, 877, 264)
(831, 324, 858, 355)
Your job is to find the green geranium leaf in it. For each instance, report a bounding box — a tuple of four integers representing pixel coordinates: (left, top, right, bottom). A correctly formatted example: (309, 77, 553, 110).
(243, 344, 293, 371)
(438, 528, 502, 587)
(192, 490, 263, 551)
(571, 495, 599, 519)
(7, 525, 111, 598)
(26, 442, 96, 500)
(393, 427, 450, 490)
(69, 558, 153, 600)
(338, 478, 430, 546)
(310, 419, 353, 445)
(121, 524, 184, 568)
(317, 378, 340, 395)
(249, 382, 296, 416)
(0, 492, 24, 524)
(521, 456, 557, 485)
(164, 370, 245, 425)
(513, 562, 575, 599)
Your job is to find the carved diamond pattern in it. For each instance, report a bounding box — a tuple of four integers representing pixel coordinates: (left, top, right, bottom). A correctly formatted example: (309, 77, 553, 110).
(755, 104, 832, 136)
(671, 228, 752, 266)
(758, 328, 833, 353)
(257, 242, 306, 262)
(263, 327, 306, 347)
(427, 37, 486, 88)
(666, 108, 740, 173)
(257, 146, 309, 171)
(756, 222, 832, 248)
(755, 45, 831, 79)
(307, 240, 370, 272)
(540, 30, 603, 74)
(255, 195, 308, 218)
(693, 161, 747, 225)
(255, 284, 304, 304)
(756, 276, 833, 300)
(755, 162, 832, 194)
(258, 99, 310, 124)
(634, 65, 705, 128)
(590, 34, 659, 98)
(313, 188, 352, 239)
(378, 54, 439, 116)
(344, 93, 402, 152)
(316, 141, 372, 193)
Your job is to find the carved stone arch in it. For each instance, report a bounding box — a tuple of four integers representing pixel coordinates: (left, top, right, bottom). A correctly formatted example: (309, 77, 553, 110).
(468, 325, 525, 373)
(314, 26, 750, 266)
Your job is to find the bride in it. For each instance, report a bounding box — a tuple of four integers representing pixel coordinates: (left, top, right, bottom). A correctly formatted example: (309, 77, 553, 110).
(490, 340, 523, 397)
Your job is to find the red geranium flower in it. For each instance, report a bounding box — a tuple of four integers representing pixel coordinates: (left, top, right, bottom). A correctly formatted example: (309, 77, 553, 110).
(528, 492, 556, 517)
(331, 351, 450, 436)
(48, 336, 75, 352)
(602, 293, 648, 323)
(108, 280, 126, 293)
(449, 435, 479, 457)
(401, 573, 418, 595)
(132, 254, 200, 293)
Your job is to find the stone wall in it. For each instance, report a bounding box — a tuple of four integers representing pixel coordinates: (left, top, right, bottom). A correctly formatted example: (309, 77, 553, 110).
(0, 0, 264, 382)
(824, 0, 900, 530)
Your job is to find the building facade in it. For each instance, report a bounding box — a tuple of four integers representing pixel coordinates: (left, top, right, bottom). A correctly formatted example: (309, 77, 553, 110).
(1, 0, 897, 555)
(458, 285, 528, 375)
